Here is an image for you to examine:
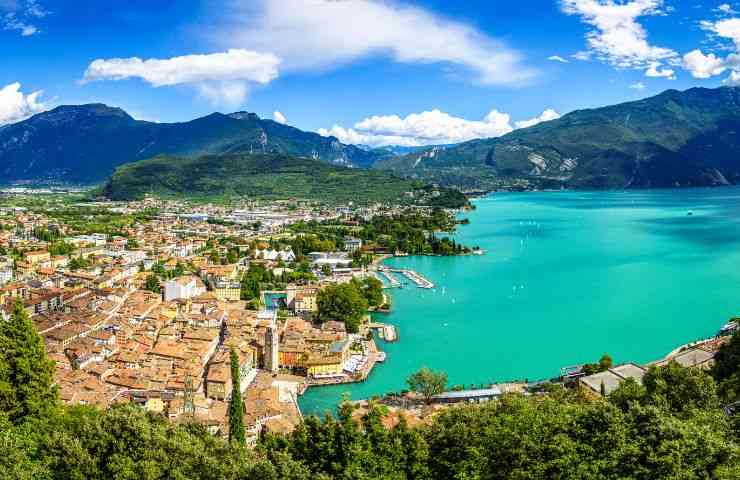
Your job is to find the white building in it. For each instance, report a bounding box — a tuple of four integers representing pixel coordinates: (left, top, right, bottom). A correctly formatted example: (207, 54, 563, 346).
(309, 251, 352, 269)
(344, 237, 363, 252)
(163, 275, 207, 302)
(253, 247, 295, 262)
(68, 233, 108, 247)
(0, 268, 12, 285)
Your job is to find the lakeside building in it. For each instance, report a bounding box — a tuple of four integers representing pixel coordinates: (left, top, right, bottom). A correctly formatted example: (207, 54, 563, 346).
(579, 363, 647, 397)
(432, 387, 503, 404)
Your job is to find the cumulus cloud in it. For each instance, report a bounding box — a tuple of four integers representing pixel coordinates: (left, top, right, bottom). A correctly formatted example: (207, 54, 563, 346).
(548, 55, 570, 63)
(514, 109, 561, 129)
(682, 49, 729, 78)
(560, 0, 678, 74)
(318, 107, 560, 147)
(704, 17, 740, 48)
(83, 49, 280, 106)
(645, 61, 675, 78)
(629, 81, 646, 89)
(218, 0, 537, 86)
(0, 82, 46, 125)
(273, 111, 287, 124)
(1, 0, 48, 36)
(686, 15, 740, 83)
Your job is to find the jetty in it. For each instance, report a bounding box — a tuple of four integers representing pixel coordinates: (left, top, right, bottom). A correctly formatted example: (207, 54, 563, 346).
(377, 270, 400, 288)
(377, 266, 434, 289)
(391, 268, 435, 289)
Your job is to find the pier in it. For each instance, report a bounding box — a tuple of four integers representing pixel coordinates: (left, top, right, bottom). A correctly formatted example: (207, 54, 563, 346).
(377, 270, 400, 288)
(390, 268, 435, 289)
(377, 266, 435, 289)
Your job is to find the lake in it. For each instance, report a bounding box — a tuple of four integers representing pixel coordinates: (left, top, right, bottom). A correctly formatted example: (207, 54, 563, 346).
(300, 188, 740, 415)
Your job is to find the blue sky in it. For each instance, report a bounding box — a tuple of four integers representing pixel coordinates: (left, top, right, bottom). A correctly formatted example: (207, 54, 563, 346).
(2, 0, 740, 146)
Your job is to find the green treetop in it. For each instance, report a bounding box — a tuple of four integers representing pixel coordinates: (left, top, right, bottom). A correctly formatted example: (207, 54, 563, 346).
(228, 348, 246, 446)
(316, 282, 368, 334)
(0, 299, 59, 424)
(406, 367, 448, 404)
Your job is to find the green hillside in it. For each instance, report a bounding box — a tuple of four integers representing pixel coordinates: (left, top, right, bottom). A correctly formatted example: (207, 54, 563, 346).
(376, 87, 740, 190)
(103, 153, 429, 204)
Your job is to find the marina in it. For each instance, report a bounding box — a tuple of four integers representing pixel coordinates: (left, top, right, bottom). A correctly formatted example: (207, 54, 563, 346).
(378, 266, 435, 289)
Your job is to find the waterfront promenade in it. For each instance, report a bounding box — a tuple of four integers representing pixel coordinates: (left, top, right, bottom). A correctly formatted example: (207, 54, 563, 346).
(307, 339, 382, 387)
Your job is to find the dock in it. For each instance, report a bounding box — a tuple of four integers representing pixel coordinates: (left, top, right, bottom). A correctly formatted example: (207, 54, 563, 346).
(388, 268, 435, 289)
(377, 270, 401, 288)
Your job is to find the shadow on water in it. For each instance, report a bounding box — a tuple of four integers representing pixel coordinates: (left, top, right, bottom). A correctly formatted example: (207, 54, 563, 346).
(638, 214, 740, 248)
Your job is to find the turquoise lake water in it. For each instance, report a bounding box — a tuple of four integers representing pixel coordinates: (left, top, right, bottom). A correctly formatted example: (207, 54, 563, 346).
(300, 188, 740, 415)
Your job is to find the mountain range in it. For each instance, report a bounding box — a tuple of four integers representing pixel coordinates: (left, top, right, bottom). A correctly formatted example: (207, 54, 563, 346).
(376, 87, 740, 190)
(0, 104, 381, 183)
(6, 86, 740, 192)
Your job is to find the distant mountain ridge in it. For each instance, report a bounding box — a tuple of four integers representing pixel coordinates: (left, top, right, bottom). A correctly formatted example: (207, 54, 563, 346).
(0, 104, 382, 183)
(375, 87, 740, 190)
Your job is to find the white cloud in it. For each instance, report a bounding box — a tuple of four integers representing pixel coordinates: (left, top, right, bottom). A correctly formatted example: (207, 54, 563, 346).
(3, 14, 37, 35)
(319, 107, 560, 147)
(645, 61, 675, 78)
(724, 70, 740, 85)
(1, 0, 48, 36)
(704, 17, 740, 48)
(218, 0, 537, 86)
(0, 82, 46, 125)
(688, 14, 740, 83)
(716, 4, 738, 15)
(514, 109, 561, 129)
(548, 55, 570, 63)
(629, 81, 646, 89)
(560, 0, 678, 73)
(572, 50, 593, 61)
(682, 49, 728, 78)
(273, 111, 287, 124)
(83, 49, 280, 106)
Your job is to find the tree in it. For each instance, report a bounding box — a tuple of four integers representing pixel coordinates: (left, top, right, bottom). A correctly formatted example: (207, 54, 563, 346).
(226, 249, 239, 264)
(406, 367, 447, 404)
(320, 264, 331, 276)
(144, 274, 160, 293)
(598, 353, 613, 371)
(0, 299, 58, 424)
(609, 377, 647, 411)
(642, 361, 719, 414)
(316, 283, 368, 333)
(712, 330, 740, 402)
(228, 348, 246, 446)
(360, 277, 384, 308)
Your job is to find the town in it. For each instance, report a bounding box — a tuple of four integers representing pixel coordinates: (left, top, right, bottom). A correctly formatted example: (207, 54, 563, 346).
(0, 191, 462, 445)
